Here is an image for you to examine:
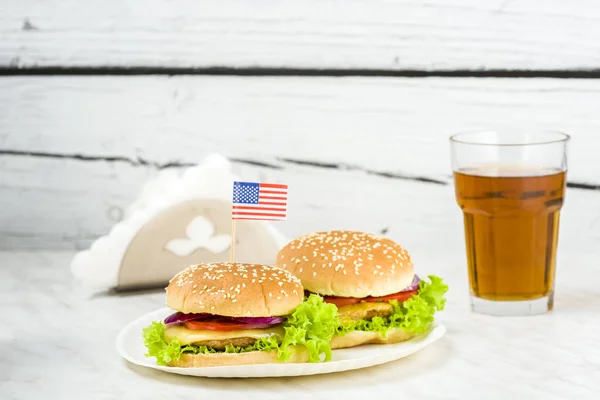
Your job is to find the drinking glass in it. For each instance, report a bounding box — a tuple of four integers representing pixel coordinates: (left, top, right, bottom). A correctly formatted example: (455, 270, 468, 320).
(450, 131, 570, 316)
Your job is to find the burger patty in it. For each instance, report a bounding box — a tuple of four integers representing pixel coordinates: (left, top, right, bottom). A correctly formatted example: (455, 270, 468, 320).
(194, 337, 257, 349)
(337, 302, 394, 323)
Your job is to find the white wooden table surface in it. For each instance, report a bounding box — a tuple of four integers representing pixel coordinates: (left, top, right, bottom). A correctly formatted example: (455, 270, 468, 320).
(2, 247, 598, 400)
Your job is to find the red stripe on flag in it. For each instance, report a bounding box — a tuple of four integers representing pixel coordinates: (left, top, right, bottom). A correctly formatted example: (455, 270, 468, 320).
(260, 195, 287, 200)
(259, 183, 288, 189)
(232, 212, 287, 217)
(233, 217, 286, 221)
(233, 206, 286, 212)
(258, 201, 287, 206)
(260, 190, 288, 195)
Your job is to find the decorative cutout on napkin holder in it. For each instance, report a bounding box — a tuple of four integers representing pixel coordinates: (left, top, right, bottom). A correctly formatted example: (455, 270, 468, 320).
(70, 154, 287, 291)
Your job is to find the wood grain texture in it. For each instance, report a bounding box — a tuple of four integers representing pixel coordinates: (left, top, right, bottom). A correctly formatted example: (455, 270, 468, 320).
(3, 154, 599, 254)
(3, 249, 600, 397)
(1, 76, 599, 183)
(0, 155, 460, 250)
(2, 0, 600, 70)
(2, 76, 600, 249)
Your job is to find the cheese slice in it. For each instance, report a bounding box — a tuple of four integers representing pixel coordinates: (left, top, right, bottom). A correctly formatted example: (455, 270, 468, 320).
(164, 324, 285, 346)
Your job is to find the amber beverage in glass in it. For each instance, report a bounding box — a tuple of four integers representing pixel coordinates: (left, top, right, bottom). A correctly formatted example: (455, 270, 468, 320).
(450, 131, 569, 316)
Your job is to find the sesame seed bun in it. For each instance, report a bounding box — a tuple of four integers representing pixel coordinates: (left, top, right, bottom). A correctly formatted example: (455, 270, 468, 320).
(167, 346, 309, 367)
(276, 230, 414, 298)
(166, 263, 304, 317)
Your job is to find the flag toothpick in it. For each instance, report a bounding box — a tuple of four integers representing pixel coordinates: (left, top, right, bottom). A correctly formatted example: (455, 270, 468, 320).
(230, 218, 236, 263)
(230, 181, 288, 263)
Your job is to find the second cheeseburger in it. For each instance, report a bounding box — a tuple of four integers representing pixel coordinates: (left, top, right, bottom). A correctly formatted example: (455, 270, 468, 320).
(277, 230, 448, 349)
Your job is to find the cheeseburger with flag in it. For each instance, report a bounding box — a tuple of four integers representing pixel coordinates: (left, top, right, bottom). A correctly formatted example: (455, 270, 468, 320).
(142, 262, 338, 367)
(277, 230, 448, 349)
(142, 181, 342, 367)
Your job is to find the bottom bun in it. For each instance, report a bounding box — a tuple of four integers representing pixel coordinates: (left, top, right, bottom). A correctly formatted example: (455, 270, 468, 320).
(330, 328, 417, 349)
(167, 347, 309, 368)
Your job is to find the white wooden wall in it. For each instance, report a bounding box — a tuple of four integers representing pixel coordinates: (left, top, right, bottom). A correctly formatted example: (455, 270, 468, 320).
(3, 0, 600, 69)
(1, 1, 600, 250)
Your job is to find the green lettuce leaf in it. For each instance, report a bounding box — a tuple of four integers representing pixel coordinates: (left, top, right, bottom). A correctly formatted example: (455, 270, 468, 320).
(142, 321, 184, 366)
(337, 275, 448, 336)
(142, 321, 282, 366)
(279, 293, 339, 362)
(142, 294, 338, 366)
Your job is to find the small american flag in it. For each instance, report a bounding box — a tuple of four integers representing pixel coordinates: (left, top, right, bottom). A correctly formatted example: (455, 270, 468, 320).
(232, 181, 288, 220)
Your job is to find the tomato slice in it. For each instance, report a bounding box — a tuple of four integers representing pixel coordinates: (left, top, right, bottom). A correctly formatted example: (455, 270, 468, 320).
(183, 320, 271, 331)
(322, 296, 361, 308)
(322, 289, 418, 307)
(366, 289, 417, 303)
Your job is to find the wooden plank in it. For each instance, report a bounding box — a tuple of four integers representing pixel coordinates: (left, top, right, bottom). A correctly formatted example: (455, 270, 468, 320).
(3, 75, 600, 249)
(2, 0, 600, 70)
(0, 155, 462, 249)
(3, 154, 599, 251)
(0, 152, 600, 252)
(1, 76, 599, 184)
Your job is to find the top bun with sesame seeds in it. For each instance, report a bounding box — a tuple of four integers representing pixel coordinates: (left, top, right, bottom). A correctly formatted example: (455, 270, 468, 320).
(166, 262, 304, 317)
(276, 230, 414, 298)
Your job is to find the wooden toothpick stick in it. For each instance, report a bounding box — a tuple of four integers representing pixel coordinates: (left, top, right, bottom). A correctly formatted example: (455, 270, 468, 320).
(230, 219, 236, 263)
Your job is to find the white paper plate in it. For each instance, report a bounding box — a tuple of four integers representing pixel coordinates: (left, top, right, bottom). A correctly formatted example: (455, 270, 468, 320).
(116, 307, 446, 378)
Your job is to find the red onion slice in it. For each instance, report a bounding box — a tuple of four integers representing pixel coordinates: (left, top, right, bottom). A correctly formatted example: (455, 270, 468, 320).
(164, 312, 213, 325)
(399, 275, 420, 292)
(164, 312, 286, 326)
